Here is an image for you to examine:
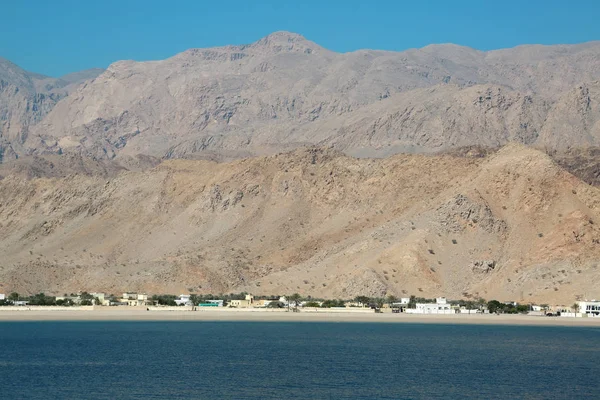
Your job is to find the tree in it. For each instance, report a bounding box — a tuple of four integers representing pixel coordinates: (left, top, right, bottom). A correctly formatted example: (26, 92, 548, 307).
(80, 299, 93, 306)
(572, 303, 580, 314)
(408, 295, 417, 309)
(28, 293, 56, 306)
(151, 294, 177, 306)
(80, 292, 94, 301)
(267, 301, 284, 308)
(321, 299, 345, 308)
(386, 295, 397, 305)
(487, 300, 503, 314)
(304, 301, 320, 307)
(8, 292, 19, 301)
(516, 304, 529, 313)
(56, 299, 74, 307)
(288, 293, 302, 310)
(354, 296, 370, 307)
(190, 294, 201, 306)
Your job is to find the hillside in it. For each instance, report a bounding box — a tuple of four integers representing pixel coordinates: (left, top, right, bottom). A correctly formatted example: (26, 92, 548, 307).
(1, 145, 598, 304)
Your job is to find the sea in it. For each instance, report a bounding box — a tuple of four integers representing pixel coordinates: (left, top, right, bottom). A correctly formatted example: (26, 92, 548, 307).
(0, 321, 598, 399)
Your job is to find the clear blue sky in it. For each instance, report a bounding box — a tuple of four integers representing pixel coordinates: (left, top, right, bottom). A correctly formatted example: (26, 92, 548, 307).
(2, 0, 599, 77)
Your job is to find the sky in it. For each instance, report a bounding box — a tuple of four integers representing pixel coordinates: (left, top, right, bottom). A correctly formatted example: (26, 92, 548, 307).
(2, 0, 599, 77)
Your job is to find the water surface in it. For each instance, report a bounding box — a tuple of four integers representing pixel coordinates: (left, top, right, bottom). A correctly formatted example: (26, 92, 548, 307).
(0, 321, 598, 399)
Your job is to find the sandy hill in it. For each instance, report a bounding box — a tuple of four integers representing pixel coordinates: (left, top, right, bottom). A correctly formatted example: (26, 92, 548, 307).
(1, 145, 598, 304)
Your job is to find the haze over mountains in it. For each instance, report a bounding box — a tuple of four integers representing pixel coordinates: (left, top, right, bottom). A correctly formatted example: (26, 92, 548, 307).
(1, 32, 600, 302)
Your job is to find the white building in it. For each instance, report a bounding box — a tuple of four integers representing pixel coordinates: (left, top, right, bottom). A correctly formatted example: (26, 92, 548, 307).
(458, 307, 480, 314)
(91, 292, 110, 306)
(406, 297, 455, 314)
(175, 294, 193, 306)
(391, 298, 410, 306)
(0, 294, 5, 301)
(578, 300, 600, 317)
(120, 293, 149, 306)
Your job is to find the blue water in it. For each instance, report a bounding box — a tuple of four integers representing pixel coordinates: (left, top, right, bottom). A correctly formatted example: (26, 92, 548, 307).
(0, 322, 598, 399)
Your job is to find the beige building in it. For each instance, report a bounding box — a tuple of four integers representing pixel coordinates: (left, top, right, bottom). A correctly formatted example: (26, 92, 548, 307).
(229, 294, 254, 308)
(120, 293, 150, 306)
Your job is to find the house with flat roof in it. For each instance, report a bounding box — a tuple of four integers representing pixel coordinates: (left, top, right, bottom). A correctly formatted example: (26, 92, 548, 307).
(578, 300, 600, 317)
(229, 294, 254, 308)
(406, 297, 455, 314)
(0, 294, 5, 301)
(175, 294, 193, 306)
(120, 293, 150, 306)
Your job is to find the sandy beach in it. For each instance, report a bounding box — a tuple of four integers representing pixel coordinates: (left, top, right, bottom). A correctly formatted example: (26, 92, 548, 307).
(0, 308, 599, 326)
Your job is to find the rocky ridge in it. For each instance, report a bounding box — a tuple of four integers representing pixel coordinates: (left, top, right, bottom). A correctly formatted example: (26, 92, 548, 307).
(2, 33, 600, 161)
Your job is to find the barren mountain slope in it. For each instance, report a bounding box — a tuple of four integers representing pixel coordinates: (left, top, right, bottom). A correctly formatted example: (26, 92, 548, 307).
(23, 33, 600, 160)
(0, 58, 103, 161)
(0, 145, 598, 304)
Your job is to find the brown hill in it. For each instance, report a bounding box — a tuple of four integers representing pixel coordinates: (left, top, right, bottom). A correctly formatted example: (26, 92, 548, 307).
(1, 145, 598, 304)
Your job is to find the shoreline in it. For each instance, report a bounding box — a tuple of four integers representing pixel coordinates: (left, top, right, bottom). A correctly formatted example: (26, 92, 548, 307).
(0, 309, 599, 326)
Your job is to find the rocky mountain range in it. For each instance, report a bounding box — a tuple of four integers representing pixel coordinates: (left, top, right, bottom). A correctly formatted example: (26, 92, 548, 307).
(1, 31, 600, 162)
(2, 32, 600, 302)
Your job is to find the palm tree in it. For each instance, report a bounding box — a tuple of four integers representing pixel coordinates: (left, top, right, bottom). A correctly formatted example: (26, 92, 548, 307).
(571, 303, 580, 315)
(288, 293, 302, 311)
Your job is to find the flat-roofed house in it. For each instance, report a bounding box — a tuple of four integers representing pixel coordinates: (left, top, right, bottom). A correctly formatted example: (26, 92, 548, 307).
(120, 293, 149, 306)
(229, 294, 254, 308)
(578, 300, 600, 317)
(406, 297, 455, 314)
(175, 294, 193, 306)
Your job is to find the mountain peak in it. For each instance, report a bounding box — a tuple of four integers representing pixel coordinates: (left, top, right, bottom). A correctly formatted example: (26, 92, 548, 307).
(250, 31, 324, 54)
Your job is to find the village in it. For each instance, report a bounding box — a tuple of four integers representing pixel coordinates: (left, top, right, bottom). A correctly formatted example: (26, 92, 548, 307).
(0, 292, 599, 318)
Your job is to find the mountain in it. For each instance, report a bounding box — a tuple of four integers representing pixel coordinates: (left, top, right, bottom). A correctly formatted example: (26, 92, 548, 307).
(1, 144, 598, 303)
(0, 58, 103, 162)
(3, 33, 600, 302)
(0, 32, 595, 161)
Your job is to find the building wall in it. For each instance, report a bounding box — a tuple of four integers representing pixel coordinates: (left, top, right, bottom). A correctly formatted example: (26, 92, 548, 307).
(407, 303, 455, 314)
(229, 299, 252, 308)
(578, 301, 600, 316)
